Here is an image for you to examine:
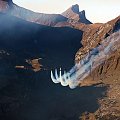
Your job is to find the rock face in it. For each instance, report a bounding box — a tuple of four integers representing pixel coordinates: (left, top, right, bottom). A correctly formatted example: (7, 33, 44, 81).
(62, 4, 91, 24)
(75, 16, 120, 63)
(75, 16, 120, 85)
(75, 16, 120, 118)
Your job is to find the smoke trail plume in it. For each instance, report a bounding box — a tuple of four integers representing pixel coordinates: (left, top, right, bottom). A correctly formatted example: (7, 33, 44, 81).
(51, 31, 120, 89)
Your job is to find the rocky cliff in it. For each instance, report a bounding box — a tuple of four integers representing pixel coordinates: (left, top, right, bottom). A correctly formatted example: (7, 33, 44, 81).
(75, 16, 120, 63)
(75, 15, 120, 119)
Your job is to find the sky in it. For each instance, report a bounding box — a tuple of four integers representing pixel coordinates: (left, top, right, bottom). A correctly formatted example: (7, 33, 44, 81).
(13, 0, 120, 23)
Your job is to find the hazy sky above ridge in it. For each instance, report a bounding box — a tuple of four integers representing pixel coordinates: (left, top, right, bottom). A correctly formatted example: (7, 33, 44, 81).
(13, 0, 120, 23)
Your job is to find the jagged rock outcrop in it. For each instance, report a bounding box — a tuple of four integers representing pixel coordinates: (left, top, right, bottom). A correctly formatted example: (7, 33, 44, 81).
(55, 5, 92, 31)
(62, 4, 91, 24)
(62, 4, 80, 21)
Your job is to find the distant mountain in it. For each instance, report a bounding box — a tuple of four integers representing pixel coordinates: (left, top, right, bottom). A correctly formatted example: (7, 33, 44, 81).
(0, 0, 91, 26)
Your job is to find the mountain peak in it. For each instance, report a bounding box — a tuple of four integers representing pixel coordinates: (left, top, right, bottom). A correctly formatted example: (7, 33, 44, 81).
(71, 4, 79, 13)
(62, 4, 91, 24)
(79, 10, 86, 19)
(62, 4, 80, 21)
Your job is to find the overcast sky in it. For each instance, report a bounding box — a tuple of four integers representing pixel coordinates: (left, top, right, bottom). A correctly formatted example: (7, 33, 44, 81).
(13, 0, 120, 23)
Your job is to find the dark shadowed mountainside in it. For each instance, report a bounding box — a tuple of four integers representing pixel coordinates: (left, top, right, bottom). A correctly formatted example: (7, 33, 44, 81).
(0, 13, 101, 120)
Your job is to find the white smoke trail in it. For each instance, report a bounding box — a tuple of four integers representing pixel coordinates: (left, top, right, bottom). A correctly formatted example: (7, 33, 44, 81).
(51, 31, 120, 89)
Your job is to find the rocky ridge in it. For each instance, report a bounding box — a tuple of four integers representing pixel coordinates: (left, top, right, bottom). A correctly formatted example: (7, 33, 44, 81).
(0, 0, 91, 26)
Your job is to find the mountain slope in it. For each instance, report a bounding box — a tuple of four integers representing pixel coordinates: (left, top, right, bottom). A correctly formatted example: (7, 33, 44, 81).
(74, 16, 120, 119)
